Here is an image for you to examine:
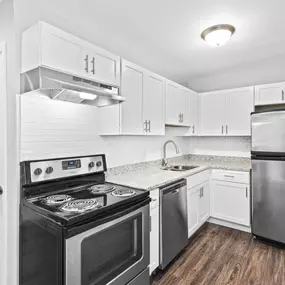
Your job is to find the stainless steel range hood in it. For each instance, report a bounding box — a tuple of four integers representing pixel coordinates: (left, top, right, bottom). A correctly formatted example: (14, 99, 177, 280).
(20, 67, 125, 107)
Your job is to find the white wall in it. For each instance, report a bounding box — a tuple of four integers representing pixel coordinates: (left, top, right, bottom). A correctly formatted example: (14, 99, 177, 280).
(188, 54, 285, 92)
(20, 95, 190, 167)
(0, 1, 20, 285)
(189, 137, 251, 157)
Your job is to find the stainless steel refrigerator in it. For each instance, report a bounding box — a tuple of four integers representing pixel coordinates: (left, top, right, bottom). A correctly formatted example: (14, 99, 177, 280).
(251, 110, 285, 243)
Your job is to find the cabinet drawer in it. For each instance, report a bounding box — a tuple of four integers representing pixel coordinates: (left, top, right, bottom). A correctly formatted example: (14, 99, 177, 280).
(187, 169, 211, 189)
(212, 170, 249, 184)
(150, 189, 159, 209)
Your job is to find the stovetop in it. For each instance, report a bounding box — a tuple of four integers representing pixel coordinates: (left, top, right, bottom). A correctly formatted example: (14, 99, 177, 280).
(20, 155, 149, 227)
(24, 182, 148, 226)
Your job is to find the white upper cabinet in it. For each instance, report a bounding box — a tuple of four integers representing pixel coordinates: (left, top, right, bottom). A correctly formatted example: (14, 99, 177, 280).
(40, 30, 82, 76)
(181, 89, 190, 125)
(255, 82, 285, 106)
(143, 72, 165, 135)
(100, 60, 165, 136)
(187, 90, 199, 136)
(226, 87, 254, 136)
(165, 80, 190, 127)
(200, 87, 253, 136)
(80, 48, 119, 86)
(21, 22, 120, 86)
(200, 90, 227, 135)
(120, 61, 144, 134)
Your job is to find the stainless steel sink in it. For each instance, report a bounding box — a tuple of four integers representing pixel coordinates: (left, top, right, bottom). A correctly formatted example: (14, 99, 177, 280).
(161, 165, 199, 171)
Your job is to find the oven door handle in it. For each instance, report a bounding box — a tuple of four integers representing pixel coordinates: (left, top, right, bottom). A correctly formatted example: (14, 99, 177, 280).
(65, 197, 150, 238)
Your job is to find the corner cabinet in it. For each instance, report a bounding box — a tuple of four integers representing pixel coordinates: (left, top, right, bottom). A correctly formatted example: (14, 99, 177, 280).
(255, 82, 285, 106)
(165, 80, 190, 127)
(199, 87, 254, 136)
(22, 21, 120, 87)
(100, 60, 165, 136)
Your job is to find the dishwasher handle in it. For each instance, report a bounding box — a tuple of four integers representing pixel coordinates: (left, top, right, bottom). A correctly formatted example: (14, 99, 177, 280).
(160, 179, 186, 196)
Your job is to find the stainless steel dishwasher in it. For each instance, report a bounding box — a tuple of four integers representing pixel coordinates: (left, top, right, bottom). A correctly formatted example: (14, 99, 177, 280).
(159, 179, 188, 269)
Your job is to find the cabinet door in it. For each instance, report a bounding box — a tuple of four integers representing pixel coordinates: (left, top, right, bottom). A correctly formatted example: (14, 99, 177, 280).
(226, 87, 254, 136)
(187, 187, 199, 238)
(255, 82, 285, 106)
(41, 32, 82, 76)
(81, 49, 120, 86)
(181, 89, 190, 126)
(165, 81, 181, 125)
(143, 73, 165, 135)
(211, 181, 250, 226)
(149, 207, 159, 275)
(120, 61, 144, 134)
(199, 182, 210, 224)
(188, 90, 199, 136)
(199, 91, 226, 135)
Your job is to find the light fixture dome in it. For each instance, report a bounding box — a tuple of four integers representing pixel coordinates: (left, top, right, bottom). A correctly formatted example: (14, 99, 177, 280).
(201, 24, 235, 46)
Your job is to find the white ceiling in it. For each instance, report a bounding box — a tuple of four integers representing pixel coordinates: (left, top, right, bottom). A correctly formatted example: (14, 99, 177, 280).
(15, 0, 285, 91)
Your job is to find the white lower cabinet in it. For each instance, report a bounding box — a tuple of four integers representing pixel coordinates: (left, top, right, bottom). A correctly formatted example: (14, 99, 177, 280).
(187, 172, 210, 238)
(199, 182, 210, 224)
(187, 186, 199, 238)
(149, 189, 159, 275)
(211, 179, 250, 227)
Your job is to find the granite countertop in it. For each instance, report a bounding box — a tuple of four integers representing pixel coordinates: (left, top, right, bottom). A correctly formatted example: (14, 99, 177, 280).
(107, 165, 210, 191)
(106, 155, 251, 191)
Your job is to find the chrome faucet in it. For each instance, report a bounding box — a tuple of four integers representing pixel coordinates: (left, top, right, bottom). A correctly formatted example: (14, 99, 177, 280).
(162, 140, 180, 166)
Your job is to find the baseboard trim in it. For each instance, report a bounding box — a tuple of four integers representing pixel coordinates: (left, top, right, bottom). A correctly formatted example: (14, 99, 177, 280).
(208, 217, 251, 233)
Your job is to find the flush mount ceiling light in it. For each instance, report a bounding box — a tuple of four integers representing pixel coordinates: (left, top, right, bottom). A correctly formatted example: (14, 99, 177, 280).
(201, 24, 235, 46)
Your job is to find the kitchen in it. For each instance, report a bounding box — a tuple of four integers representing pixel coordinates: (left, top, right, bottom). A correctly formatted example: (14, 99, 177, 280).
(1, 0, 285, 285)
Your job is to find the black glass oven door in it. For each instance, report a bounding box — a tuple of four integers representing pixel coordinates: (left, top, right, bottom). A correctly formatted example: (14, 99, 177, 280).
(65, 204, 149, 285)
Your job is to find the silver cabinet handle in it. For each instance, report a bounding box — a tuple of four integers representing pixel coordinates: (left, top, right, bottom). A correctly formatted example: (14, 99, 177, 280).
(178, 114, 181, 123)
(149, 216, 152, 232)
(91, 57, 95, 74)
(144, 120, 147, 132)
(226, 125, 228, 134)
(282, 90, 284, 101)
(199, 188, 202, 198)
(193, 125, 195, 134)
(84, 55, 89, 72)
(246, 187, 248, 198)
(148, 120, 151, 132)
(181, 114, 184, 123)
(222, 125, 224, 134)
(224, 175, 235, 178)
(202, 187, 204, 197)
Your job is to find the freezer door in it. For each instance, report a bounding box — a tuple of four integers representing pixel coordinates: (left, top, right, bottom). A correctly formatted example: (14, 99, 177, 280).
(252, 159, 285, 243)
(251, 111, 285, 153)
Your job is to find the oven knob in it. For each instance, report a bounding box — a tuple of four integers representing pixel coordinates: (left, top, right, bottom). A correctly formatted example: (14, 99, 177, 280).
(34, 168, 42, 176)
(46, 166, 54, 174)
(89, 162, 95, 168)
(96, 161, 102, 167)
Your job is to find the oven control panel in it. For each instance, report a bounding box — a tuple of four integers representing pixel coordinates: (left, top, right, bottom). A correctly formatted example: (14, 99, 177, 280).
(62, 159, 81, 170)
(28, 155, 105, 183)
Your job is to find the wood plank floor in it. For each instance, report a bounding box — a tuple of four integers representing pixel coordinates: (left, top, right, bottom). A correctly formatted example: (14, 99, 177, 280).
(152, 223, 285, 285)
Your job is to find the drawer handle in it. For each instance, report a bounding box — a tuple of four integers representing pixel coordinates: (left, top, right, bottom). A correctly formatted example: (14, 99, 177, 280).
(224, 175, 235, 178)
